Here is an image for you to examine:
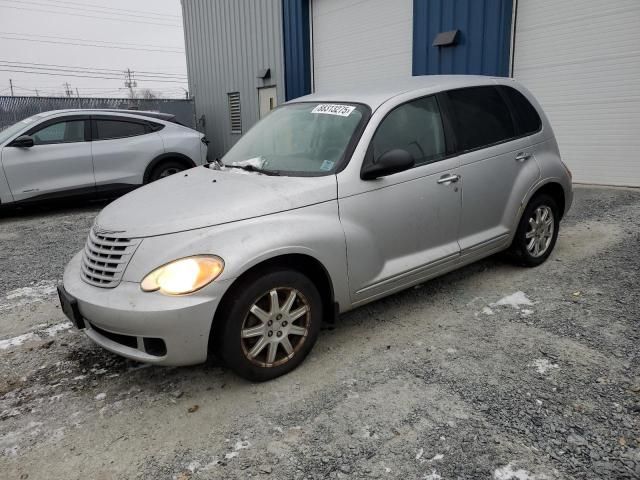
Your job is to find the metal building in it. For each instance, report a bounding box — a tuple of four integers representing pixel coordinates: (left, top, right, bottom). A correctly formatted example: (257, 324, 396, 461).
(181, 0, 640, 186)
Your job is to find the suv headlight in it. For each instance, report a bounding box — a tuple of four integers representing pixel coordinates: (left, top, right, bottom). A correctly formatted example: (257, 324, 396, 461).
(141, 255, 224, 295)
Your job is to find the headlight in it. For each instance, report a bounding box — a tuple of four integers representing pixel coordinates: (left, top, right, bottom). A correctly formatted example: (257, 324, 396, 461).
(140, 255, 224, 295)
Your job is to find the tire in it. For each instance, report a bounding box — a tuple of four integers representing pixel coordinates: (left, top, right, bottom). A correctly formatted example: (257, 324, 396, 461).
(509, 193, 560, 267)
(217, 269, 323, 382)
(147, 160, 186, 182)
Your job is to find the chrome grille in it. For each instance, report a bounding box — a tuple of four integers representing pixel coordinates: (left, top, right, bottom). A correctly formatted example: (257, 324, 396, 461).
(81, 228, 141, 288)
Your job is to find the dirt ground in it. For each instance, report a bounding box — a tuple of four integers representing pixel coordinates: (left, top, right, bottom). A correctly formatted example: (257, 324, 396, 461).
(0, 186, 638, 480)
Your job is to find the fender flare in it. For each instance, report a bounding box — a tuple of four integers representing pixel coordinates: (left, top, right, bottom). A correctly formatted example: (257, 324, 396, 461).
(143, 152, 196, 183)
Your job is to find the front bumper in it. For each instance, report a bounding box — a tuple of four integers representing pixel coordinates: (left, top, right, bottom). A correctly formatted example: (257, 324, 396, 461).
(62, 252, 233, 366)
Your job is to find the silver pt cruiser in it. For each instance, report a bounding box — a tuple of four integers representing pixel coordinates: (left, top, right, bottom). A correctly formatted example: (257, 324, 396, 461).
(60, 76, 573, 381)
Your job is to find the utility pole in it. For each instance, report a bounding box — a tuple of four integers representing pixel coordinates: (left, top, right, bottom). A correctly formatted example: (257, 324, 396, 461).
(35, 89, 39, 97)
(124, 68, 137, 99)
(76, 88, 80, 98)
(64, 82, 73, 97)
(9, 78, 14, 96)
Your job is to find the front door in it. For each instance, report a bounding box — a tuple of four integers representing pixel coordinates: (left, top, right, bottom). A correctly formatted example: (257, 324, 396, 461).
(1, 117, 94, 202)
(339, 95, 462, 305)
(258, 86, 278, 119)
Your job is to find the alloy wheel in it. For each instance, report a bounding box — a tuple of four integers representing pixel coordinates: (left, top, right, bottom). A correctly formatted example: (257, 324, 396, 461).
(240, 287, 311, 367)
(525, 205, 554, 258)
(159, 167, 181, 178)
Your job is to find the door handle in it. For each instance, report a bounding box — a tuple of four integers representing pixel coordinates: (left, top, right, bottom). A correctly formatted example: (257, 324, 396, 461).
(437, 174, 460, 185)
(515, 152, 532, 162)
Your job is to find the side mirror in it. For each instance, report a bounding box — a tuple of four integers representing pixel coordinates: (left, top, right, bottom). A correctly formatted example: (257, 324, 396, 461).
(10, 135, 35, 148)
(361, 149, 415, 180)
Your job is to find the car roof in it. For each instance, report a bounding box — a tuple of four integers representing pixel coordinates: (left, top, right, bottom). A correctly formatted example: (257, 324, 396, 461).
(31, 109, 176, 123)
(292, 75, 520, 110)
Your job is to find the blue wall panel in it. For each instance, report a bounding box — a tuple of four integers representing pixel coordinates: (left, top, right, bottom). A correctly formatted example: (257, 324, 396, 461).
(413, 0, 513, 77)
(282, 0, 311, 100)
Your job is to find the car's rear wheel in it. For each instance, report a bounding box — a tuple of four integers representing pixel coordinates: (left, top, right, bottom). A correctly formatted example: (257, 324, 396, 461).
(509, 193, 559, 267)
(218, 269, 322, 381)
(148, 160, 187, 182)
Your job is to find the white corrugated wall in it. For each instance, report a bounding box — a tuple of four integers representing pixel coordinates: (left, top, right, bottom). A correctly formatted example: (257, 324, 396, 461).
(311, 0, 413, 92)
(513, 0, 640, 186)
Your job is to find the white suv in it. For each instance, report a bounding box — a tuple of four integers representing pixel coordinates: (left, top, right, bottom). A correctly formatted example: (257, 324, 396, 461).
(0, 109, 208, 205)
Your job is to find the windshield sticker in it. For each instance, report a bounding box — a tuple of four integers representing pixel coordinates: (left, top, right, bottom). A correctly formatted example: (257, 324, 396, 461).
(311, 104, 356, 117)
(320, 160, 335, 171)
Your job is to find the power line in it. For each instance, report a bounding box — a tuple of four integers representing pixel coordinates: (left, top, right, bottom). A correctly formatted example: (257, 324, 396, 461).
(0, 68, 188, 83)
(28, 0, 180, 20)
(0, 35, 185, 54)
(0, 60, 187, 78)
(0, 62, 187, 80)
(0, 3, 182, 28)
(1, 0, 182, 24)
(0, 31, 184, 52)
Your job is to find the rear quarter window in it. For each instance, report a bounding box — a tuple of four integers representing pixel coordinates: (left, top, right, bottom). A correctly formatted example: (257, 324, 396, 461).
(499, 86, 542, 136)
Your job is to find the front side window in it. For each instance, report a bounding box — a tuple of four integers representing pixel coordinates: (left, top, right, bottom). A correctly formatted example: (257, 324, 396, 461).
(32, 120, 85, 145)
(370, 96, 446, 167)
(95, 120, 147, 140)
(447, 86, 515, 152)
(222, 102, 368, 175)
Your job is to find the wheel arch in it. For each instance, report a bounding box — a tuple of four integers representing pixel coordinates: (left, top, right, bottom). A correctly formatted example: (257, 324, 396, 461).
(143, 152, 196, 183)
(209, 253, 338, 354)
(529, 181, 566, 219)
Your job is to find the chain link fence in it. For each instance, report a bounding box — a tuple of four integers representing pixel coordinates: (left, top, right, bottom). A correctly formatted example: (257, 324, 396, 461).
(0, 96, 196, 131)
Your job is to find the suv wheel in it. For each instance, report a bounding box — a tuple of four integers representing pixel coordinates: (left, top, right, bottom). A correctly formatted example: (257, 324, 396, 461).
(148, 160, 186, 182)
(509, 193, 560, 267)
(218, 269, 322, 381)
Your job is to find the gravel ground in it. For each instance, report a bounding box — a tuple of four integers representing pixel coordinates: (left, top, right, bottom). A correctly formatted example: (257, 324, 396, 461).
(0, 186, 638, 480)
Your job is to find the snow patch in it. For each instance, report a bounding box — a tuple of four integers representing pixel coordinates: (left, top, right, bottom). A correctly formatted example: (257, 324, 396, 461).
(0, 322, 72, 350)
(482, 307, 495, 315)
(424, 470, 442, 480)
(530, 359, 559, 374)
(416, 448, 424, 460)
(491, 292, 533, 310)
(429, 454, 444, 462)
(224, 451, 239, 460)
(494, 463, 547, 479)
(95, 393, 106, 401)
(1, 280, 57, 310)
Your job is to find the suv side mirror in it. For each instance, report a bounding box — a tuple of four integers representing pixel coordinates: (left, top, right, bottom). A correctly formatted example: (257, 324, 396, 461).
(361, 149, 415, 180)
(10, 135, 35, 148)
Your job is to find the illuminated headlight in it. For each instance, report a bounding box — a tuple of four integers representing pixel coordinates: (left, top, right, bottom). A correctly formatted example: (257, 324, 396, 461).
(140, 255, 224, 295)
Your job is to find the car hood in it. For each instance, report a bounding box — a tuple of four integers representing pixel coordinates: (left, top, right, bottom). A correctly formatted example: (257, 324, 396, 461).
(94, 166, 338, 238)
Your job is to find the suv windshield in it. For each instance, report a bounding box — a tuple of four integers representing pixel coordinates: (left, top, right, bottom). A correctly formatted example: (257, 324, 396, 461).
(222, 102, 368, 176)
(0, 113, 48, 145)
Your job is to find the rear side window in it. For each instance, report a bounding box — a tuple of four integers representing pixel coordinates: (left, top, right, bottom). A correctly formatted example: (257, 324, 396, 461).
(95, 120, 148, 140)
(446, 86, 515, 152)
(371, 96, 446, 167)
(500, 86, 542, 136)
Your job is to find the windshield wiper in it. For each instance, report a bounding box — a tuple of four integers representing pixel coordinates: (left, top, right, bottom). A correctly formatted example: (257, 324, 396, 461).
(224, 164, 281, 176)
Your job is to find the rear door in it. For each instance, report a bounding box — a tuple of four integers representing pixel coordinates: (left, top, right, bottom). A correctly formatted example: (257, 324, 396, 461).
(443, 85, 540, 255)
(90, 115, 165, 187)
(1, 115, 93, 202)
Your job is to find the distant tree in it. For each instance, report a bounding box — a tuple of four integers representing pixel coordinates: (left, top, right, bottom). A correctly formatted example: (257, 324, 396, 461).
(140, 89, 157, 100)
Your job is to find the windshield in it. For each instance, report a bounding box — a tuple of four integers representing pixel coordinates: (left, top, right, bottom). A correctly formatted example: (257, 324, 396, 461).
(222, 102, 368, 175)
(0, 113, 48, 145)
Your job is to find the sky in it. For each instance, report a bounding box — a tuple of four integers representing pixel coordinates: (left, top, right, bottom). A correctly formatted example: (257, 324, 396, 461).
(0, 0, 188, 98)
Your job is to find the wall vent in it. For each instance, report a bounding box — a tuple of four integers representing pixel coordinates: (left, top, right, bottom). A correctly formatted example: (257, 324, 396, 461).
(227, 92, 242, 134)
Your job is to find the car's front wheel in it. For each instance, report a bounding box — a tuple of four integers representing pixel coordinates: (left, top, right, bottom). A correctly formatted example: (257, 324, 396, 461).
(218, 269, 322, 381)
(509, 193, 560, 267)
